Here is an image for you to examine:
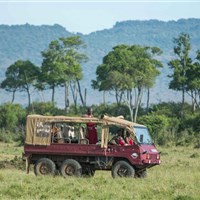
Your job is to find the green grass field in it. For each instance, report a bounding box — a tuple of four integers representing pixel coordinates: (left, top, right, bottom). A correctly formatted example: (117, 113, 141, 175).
(0, 142, 199, 200)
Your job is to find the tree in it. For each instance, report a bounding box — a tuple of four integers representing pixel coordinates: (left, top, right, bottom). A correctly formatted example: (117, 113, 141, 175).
(39, 40, 66, 103)
(185, 50, 200, 111)
(1, 60, 39, 106)
(126, 45, 162, 121)
(39, 36, 87, 110)
(59, 36, 88, 110)
(92, 44, 162, 122)
(1, 72, 19, 103)
(168, 33, 192, 113)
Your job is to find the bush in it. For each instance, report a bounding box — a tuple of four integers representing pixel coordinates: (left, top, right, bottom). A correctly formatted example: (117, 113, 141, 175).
(0, 103, 26, 131)
(138, 113, 169, 145)
(27, 101, 66, 115)
(0, 129, 13, 143)
(93, 103, 130, 119)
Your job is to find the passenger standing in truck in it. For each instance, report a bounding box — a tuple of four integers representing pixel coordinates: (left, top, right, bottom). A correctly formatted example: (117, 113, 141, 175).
(83, 107, 98, 144)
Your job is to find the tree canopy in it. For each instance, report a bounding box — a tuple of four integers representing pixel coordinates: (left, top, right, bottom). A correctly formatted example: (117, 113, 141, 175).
(38, 36, 87, 109)
(92, 44, 163, 121)
(1, 60, 39, 106)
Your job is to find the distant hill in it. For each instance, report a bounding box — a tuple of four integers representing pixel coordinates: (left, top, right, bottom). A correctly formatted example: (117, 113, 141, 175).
(1, 19, 200, 107)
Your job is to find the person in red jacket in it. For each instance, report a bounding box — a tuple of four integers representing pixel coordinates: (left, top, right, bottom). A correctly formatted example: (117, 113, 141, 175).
(125, 131, 135, 145)
(83, 107, 98, 144)
(116, 129, 126, 145)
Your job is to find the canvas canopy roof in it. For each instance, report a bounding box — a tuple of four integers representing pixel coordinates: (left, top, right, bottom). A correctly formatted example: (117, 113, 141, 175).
(25, 114, 145, 146)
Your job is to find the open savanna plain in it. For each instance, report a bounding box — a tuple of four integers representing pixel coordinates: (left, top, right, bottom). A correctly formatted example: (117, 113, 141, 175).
(0, 142, 199, 200)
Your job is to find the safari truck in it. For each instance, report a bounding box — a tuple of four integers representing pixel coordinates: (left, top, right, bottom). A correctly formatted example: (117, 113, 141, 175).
(22, 114, 161, 178)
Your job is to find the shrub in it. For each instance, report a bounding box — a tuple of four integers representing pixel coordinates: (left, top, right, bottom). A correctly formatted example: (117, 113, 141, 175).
(0, 103, 26, 131)
(0, 129, 13, 143)
(138, 113, 169, 145)
(27, 101, 65, 115)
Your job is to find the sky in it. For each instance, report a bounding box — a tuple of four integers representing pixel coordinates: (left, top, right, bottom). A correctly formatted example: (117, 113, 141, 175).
(0, 1, 200, 34)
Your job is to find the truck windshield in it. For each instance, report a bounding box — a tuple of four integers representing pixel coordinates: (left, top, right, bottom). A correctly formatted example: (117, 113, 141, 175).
(134, 126, 152, 145)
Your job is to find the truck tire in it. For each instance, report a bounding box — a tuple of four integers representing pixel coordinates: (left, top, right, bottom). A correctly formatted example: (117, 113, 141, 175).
(60, 159, 82, 178)
(34, 158, 56, 176)
(112, 160, 135, 178)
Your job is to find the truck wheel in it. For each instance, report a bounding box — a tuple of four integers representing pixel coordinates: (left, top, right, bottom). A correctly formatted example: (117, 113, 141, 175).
(135, 169, 147, 178)
(34, 158, 56, 176)
(112, 161, 135, 178)
(60, 159, 82, 178)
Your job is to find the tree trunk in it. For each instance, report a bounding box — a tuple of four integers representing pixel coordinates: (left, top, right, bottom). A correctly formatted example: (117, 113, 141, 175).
(129, 106, 134, 122)
(191, 91, 196, 113)
(181, 87, 185, 116)
(134, 88, 143, 122)
(77, 79, 85, 107)
(65, 82, 70, 112)
(84, 88, 87, 106)
(126, 90, 134, 122)
(115, 89, 119, 105)
(70, 80, 78, 108)
(11, 90, 16, 104)
(103, 91, 106, 105)
(27, 88, 31, 107)
(23, 71, 31, 107)
(52, 86, 55, 103)
(146, 88, 150, 113)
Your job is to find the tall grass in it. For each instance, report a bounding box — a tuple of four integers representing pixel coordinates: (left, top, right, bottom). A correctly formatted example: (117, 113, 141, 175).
(0, 144, 199, 200)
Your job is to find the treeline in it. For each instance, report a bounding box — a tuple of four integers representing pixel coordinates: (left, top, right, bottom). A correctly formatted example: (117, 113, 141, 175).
(0, 101, 200, 148)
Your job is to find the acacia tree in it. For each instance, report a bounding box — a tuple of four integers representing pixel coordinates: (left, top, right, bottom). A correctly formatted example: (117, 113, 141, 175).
(1, 71, 19, 103)
(168, 33, 192, 113)
(92, 45, 162, 122)
(39, 36, 87, 110)
(185, 50, 200, 111)
(125, 45, 162, 122)
(39, 40, 66, 103)
(92, 45, 133, 106)
(1, 60, 39, 106)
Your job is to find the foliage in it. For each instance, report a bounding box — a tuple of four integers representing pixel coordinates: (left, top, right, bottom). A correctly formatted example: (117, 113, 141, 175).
(177, 113, 200, 145)
(0, 103, 26, 131)
(168, 33, 191, 102)
(92, 44, 162, 122)
(0, 101, 199, 147)
(38, 36, 87, 108)
(26, 101, 65, 116)
(1, 60, 40, 106)
(0, 103, 26, 145)
(148, 102, 200, 144)
(168, 33, 200, 113)
(0, 129, 14, 143)
(93, 103, 130, 119)
(138, 113, 169, 145)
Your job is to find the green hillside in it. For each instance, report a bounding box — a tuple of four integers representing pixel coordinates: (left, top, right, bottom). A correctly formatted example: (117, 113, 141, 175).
(0, 23, 72, 72)
(1, 19, 200, 106)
